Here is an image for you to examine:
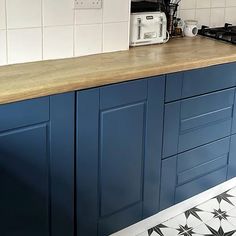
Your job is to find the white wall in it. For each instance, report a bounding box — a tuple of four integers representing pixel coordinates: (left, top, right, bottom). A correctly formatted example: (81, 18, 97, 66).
(0, 0, 131, 66)
(0, 0, 236, 67)
(179, 0, 236, 28)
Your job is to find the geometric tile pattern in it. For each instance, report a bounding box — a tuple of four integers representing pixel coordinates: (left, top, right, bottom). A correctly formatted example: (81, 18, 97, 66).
(138, 186, 236, 236)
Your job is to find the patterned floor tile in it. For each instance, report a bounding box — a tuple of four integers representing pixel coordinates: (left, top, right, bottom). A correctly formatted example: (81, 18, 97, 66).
(206, 218, 236, 235)
(147, 225, 180, 236)
(227, 187, 236, 197)
(143, 187, 236, 236)
(193, 220, 236, 236)
(225, 207, 236, 228)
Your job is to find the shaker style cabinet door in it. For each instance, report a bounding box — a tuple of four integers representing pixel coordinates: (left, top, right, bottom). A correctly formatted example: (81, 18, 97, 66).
(76, 77, 165, 236)
(0, 93, 75, 236)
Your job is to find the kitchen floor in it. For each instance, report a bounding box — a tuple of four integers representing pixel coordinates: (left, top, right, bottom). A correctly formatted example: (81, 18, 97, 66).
(141, 187, 236, 236)
(112, 178, 236, 236)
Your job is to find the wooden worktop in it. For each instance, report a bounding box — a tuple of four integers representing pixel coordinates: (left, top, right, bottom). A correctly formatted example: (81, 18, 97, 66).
(1, 36, 236, 105)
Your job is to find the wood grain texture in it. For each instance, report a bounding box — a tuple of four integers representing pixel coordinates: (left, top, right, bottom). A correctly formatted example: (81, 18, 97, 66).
(1, 36, 236, 105)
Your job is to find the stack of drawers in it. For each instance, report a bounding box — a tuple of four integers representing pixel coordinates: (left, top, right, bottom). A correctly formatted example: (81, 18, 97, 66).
(160, 63, 236, 210)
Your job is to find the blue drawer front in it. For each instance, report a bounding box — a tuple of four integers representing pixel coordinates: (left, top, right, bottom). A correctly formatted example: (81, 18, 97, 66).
(175, 167, 227, 204)
(177, 137, 230, 173)
(0, 97, 49, 132)
(160, 137, 229, 210)
(165, 62, 236, 102)
(163, 89, 234, 157)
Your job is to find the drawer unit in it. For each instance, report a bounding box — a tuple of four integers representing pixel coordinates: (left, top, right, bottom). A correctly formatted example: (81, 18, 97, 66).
(0, 97, 49, 132)
(163, 88, 235, 158)
(160, 137, 230, 210)
(165, 62, 236, 102)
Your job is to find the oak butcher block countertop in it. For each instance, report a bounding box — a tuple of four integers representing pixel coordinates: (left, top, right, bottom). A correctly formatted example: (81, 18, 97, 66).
(1, 36, 236, 105)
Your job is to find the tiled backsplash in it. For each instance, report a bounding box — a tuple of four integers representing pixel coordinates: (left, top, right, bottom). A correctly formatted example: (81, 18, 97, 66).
(0, 0, 235, 66)
(179, 0, 236, 28)
(0, 0, 130, 66)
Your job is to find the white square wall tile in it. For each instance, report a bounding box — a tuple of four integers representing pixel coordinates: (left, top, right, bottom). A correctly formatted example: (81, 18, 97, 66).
(75, 9, 102, 25)
(225, 7, 236, 24)
(196, 0, 211, 8)
(8, 28, 42, 64)
(180, 0, 196, 10)
(43, 26, 73, 60)
(179, 9, 196, 21)
(0, 30, 7, 65)
(103, 22, 129, 53)
(210, 8, 225, 27)
(43, 0, 74, 26)
(195, 9, 211, 27)
(226, 0, 236, 7)
(103, 0, 130, 23)
(75, 24, 102, 57)
(7, 0, 42, 29)
(211, 0, 225, 8)
(0, 0, 6, 29)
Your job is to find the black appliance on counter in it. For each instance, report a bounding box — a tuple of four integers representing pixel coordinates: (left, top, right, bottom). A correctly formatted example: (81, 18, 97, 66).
(131, 0, 166, 13)
(199, 24, 236, 45)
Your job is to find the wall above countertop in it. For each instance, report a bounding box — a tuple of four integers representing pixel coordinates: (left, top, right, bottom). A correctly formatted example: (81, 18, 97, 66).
(179, 0, 236, 28)
(1, 0, 236, 67)
(0, 0, 131, 66)
(131, 0, 236, 28)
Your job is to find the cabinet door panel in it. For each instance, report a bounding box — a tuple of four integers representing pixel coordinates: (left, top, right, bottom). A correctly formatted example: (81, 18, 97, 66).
(77, 76, 165, 236)
(100, 103, 145, 217)
(0, 125, 49, 236)
(0, 93, 75, 236)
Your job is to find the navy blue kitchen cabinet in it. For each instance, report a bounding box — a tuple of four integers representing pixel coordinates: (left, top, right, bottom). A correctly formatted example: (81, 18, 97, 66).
(163, 88, 235, 158)
(0, 93, 75, 236)
(160, 62, 236, 211)
(165, 62, 236, 102)
(1, 62, 236, 236)
(160, 137, 230, 210)
(76, 77, 165, 236)
(228, 134, 236, 179)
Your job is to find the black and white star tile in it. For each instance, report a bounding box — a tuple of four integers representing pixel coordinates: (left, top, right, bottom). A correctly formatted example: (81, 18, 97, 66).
(137, 186, 236, 236)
